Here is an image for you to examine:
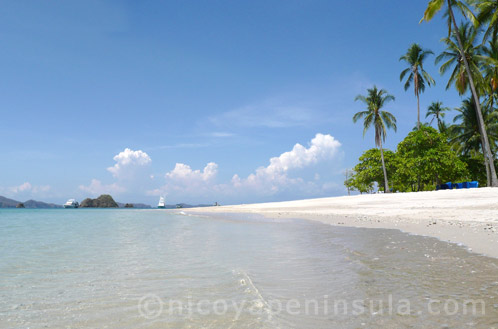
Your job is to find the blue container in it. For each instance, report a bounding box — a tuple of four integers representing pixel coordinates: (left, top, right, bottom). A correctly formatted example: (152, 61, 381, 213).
(469, 181, 479, 188)
(455, 183, 463, 189)
(445, 182, 453, 189)
(462, 181, 470, 188)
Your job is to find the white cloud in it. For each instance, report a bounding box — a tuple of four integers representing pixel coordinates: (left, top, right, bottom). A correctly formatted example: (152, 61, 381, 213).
(231, 133, 341, 194)
(7, 182, 51, 195)
(78, 179, 126, 196)
(79, 148, 152, 198)
(166, 162, 218, 182)
(107, 148, 151, 179)
(78, 136, 342, 204)
(148, 162, 218, 198)
(148, 133, 343, 203)
(11, 182, 32, 193)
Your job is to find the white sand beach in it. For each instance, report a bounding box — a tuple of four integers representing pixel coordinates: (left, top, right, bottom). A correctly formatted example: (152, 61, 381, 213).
(186, 187, 498, 258)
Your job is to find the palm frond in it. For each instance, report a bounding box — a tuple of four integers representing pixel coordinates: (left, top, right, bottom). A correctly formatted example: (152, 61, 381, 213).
(421, 0, 445, 22)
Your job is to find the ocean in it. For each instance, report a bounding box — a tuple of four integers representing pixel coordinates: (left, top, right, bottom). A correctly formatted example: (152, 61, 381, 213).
(1, 209, 498, 328)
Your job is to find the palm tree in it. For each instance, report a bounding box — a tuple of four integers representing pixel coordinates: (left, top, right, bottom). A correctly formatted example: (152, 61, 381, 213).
(449, 97, 498, 185)
(475, 0, 498, 42)
(400, 43, 436, 129)
(426, 101, 450, 131)
(436, 22, 483, 94)
(422, 1, 498, 186)
(353, 86, 397, 193)
(480, 34, 498, 108)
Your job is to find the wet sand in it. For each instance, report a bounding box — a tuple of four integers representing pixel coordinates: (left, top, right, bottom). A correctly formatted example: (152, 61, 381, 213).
(184, 187, 498, 258)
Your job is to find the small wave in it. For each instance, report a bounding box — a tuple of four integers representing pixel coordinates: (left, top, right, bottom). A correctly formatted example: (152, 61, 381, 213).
(233, 269, 279, 327)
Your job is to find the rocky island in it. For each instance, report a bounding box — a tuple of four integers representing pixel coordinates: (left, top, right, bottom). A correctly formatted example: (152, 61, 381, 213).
(80, 194, 119, 208)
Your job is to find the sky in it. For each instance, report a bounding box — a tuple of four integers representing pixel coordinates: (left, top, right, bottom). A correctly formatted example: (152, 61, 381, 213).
(0, 1, 468, 205)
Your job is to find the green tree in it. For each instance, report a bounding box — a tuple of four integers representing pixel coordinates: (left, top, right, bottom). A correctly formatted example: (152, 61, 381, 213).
(351, 148, 397, 192)
(449, 97, 498, 185)
(344, 170, 374, 194)
(422, 0, 498, 186)
(353, 86, 397, 193)
(400, 43, 436, 129)
(396, 126, 469, 191)
(426, 101, 450, 131)
(459, 153, 491, 186)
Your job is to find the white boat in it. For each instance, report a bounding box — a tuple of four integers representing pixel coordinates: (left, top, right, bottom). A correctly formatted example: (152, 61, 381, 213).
(157, 197, 166, 209)
(63, 199, 79, 208)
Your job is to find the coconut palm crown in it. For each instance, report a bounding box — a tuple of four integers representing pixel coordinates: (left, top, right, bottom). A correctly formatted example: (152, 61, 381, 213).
(426, 101, 450, 131)
(400, 43, 436, 129)
(353, 86, 397, 193)
(474, 0, 498, 42)
(436, 22, 483, 94)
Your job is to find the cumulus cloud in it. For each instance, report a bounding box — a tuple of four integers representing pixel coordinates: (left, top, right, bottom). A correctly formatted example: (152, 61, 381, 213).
(11, 182, 32, 193)
(7, 182, 51, 194)
(78, 179, 126, 196)
(166, 162, 218, 182)
(79, 136, 342, 203)
(231, 133, 341, 194)
(148, 162, 218, 197)
(107, 148, 151, 179)
(79, 148, 152, 196)
(149, 133, 343, 203)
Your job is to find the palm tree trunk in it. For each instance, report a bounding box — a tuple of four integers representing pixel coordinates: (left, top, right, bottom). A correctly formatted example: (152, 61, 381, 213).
(417, 92, 421, 129)
(447, 0, 498, 187)
(485, 160, 491, 187)
(379, 140, 390, 193)
(480, 138, 491, 186)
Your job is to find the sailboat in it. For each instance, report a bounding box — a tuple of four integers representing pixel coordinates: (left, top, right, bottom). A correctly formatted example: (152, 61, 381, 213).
(157, 197, 166, 209)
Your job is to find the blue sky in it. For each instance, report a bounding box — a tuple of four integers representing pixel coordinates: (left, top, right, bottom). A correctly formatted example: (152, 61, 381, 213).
(0, 1, 466, 205)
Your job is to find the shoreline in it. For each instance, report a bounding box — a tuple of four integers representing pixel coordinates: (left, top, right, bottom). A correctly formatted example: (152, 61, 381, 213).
(183, 187, 498, 259)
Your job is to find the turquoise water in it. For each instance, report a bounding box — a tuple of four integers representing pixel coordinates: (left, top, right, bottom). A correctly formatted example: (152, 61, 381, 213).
(1, 209, 498, 328)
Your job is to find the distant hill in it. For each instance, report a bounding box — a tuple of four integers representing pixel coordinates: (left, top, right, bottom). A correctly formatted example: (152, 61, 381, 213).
(0, 196, 19, 208)
(0, 196, 62, 208)
(116, 202, 152, 209)
(175, 203, 214, 209)
(80, 194, 118, 208)
(155, 203, 215, 209)
(23, 199, 62, 209)
(0, 194, 215, 209)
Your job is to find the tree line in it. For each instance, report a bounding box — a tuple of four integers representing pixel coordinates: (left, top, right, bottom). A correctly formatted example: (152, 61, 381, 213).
(347, 0, 498, 193)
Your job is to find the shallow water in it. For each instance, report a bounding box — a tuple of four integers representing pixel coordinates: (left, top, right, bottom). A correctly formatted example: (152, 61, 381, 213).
(1, 209, 498, 328)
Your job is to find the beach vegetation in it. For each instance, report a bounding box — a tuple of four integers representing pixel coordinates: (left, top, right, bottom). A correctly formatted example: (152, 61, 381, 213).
(400, 43, 436, 129)
(447, 96, 498, 185)
(395, 126, 469, 191)
(347, 127, 469, 192)
(347, 1, 498, 193)
(353, 86, 397, 193)
(344, 171, 375, 194)
(426, 101, 450, 132)
(422, 0, 498, 186)
(345, 148, 397, 193)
